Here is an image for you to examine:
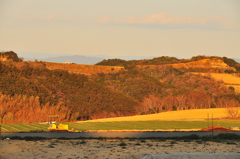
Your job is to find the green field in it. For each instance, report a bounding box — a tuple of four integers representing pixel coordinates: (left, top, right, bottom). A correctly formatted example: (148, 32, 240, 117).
(0, 123, 49, 132)
(1, 120, 239, 133)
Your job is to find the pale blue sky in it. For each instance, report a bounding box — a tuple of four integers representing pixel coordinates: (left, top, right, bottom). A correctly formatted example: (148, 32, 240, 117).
(0, 0, 240, 59)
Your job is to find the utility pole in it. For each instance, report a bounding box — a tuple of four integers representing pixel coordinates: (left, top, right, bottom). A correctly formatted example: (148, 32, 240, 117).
(208, 113, 209, 136)
(212, 113, 213, 136)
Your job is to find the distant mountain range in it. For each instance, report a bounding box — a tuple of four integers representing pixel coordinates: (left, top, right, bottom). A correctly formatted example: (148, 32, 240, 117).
(17, 51, 156, 65)
(234, 58, 240, 63)
(40, 55, 157, 65)
(41, 55, 104, 65)
(15, 51, 240, 65)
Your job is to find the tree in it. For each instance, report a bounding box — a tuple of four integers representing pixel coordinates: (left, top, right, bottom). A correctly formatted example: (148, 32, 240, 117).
(141, 95, 164, 114)
(225, 100, 240, 119)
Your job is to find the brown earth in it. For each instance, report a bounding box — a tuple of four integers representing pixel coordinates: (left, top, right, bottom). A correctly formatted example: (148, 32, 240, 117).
(0, 139, 240, 159)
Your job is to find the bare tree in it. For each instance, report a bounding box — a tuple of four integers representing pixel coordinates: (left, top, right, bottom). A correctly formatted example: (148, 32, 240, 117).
(141, 95, 164, 113)
(225, 100, 240, 119)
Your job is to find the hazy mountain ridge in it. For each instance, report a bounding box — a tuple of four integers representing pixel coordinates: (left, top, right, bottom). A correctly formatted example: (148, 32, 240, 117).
(16, 51, 156, 64)
(233, 58, 240, 63)
(11, 51, 240, 65)
(41, 55, 104, 65)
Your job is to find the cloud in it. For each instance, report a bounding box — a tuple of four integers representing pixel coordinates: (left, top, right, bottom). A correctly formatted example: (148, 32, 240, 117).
(97, 13, 240, 30)
(40, 14, 55, 20)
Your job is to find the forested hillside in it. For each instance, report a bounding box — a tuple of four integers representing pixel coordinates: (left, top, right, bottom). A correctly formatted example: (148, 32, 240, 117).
(0, 59, 138, 124)
(0, 52, 240, 124)
(96, 56, 240, 73)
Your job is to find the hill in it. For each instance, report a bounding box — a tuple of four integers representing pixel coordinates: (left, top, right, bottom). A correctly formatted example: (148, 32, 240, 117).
(0, 51, 240, 124)
(97, 55, 240, 73)
(167, 58, 235, 71)
(0, 60, 138, 124)
(0, 51, 22, 62)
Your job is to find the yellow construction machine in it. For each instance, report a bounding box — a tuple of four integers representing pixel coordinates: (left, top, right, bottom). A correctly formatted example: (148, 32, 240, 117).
(48, 115, 74, 132)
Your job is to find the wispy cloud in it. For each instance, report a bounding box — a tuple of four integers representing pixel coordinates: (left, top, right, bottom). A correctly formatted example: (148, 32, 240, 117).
(97, 13, 240, 30)
(40, 14, 55, 20)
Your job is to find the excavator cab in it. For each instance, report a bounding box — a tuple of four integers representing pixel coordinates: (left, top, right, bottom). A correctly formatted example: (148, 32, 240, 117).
(48, 115, 74, 132)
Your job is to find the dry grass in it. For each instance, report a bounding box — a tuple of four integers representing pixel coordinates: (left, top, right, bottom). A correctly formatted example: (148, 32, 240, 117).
(79, 108, 227, 123)
(170, 59, 229, 69)
(193, 73, 240, 92)
(137, 58, 234, 71)
(199, 73, 240, 85)
(44, 62, 124, 75)
(228, 85, 240, 92)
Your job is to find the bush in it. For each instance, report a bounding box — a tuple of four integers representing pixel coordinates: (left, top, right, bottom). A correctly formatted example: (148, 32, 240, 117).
(119, 142, 127, 146)
(214, 133, 240, 140)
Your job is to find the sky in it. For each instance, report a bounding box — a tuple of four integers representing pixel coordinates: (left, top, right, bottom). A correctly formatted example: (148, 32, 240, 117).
(0, 0, 240, 59)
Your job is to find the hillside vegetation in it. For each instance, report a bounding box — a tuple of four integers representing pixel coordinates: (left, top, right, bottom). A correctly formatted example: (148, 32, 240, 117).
(0, 58, 138, 123)
(0, 51, 240, 124)
(97, 56, 240, 73)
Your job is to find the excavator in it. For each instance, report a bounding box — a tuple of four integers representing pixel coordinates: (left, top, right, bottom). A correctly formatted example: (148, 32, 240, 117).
(48, 115, 74, 132)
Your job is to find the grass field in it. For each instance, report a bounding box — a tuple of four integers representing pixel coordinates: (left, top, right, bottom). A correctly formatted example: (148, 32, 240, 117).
(0, 123, 49, 133)
(1, 120, 239, 133)
(68, 120, 240, 132)
(79, 108, 227, 123)
(1, 108, 239, 133)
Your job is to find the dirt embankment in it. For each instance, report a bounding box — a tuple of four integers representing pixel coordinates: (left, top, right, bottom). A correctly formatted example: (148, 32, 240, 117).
(44, 62, 124, 75)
